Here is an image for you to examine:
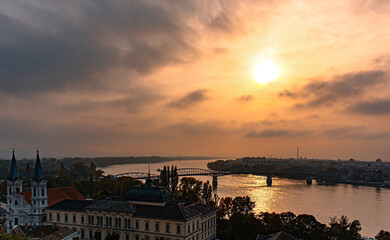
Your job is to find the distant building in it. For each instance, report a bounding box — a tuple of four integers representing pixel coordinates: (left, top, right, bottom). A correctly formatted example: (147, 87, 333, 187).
(5, 150, 85, 230)
(46, 178, 217, 240)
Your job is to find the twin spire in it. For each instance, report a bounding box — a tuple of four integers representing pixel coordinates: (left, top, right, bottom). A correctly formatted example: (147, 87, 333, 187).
(9, 148, 20, 181)
(9, 148, 43, 182)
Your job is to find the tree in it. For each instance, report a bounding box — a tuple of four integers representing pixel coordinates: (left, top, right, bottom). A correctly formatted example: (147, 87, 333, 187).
(175, 177, 203, 202)
(202, 181, 213, 205)
(170, 166, 179, 193)
(329, 216, 361, 240)
(232, 196, 255, 215)
(0, 231, 29, 240)
(291, 214, 329, 240)
(217, 197, 233, 219)
(376, 230, 390, 240)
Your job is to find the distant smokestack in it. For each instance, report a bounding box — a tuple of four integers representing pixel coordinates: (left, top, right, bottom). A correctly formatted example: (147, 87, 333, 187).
(297, 146, 299, 159)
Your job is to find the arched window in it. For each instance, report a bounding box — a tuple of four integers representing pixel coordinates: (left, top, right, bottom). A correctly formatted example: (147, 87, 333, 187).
(14, 200, 18, 205)
(33, 189, 36, 197)
(41, 188, 44, 196)
(9, 187, 11, 194)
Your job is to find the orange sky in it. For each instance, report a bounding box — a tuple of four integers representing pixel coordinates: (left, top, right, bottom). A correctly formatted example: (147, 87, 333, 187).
(1, 0, 390, 160)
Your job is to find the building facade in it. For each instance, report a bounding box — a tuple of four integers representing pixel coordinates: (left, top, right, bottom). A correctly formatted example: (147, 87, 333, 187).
(5, 150, 85, 230)
(46, 179, 217, 240)
(6, 149, 48, 228)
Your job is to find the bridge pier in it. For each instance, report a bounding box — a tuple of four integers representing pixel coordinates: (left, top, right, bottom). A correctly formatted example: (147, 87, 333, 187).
(212, 175, 218, 189)
(306, 176, 312, 185)
(266, 174, 272, 187)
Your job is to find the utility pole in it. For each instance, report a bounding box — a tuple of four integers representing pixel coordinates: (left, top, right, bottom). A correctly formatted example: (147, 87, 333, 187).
(297, 146, 299, 159)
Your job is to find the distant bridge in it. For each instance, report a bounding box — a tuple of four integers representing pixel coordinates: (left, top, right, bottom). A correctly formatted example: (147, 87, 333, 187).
(113, 168, 334, 187)
(114, 168, 226, 179)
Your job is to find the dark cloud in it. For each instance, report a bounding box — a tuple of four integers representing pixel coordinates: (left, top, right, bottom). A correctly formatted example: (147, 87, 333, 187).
(279, 70, 387, 108)
(245, 129, 309, 138)
(0, 0, 199, 94)
(244, 125, 390, 140)
(61, 88, 163, 113)
(163, 121, 226, 136)
(237, 94, 254, 102)
(166, 89, 209, 109)
(349, 99, 390, 115)
(321, 126, 390, 140)
(207, 12, 232, 32)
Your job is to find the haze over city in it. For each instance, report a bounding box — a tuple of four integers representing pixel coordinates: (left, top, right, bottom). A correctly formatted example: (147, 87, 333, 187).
(1, 0, 390, 160)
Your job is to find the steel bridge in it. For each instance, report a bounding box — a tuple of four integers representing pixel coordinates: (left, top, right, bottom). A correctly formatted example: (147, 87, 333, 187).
(113, 168, 225, 179)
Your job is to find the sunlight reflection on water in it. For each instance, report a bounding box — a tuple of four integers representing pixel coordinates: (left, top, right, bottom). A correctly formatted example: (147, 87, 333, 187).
(103, 159, 390, 237)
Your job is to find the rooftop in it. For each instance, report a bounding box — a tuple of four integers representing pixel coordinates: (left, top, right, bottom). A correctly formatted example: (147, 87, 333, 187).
(22, 186, 85, 206)
(85, 199, 136, 213)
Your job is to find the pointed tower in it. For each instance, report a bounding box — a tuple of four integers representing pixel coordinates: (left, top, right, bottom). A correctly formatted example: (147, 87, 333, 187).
(9, 149, 20, 181)
(30, 148, 47, 225)
(7, 149, 23, 195)
(6, 149, 23, 228)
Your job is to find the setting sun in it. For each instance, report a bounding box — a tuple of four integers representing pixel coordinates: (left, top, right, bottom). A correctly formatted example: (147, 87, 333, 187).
(252, 59, 280, 84)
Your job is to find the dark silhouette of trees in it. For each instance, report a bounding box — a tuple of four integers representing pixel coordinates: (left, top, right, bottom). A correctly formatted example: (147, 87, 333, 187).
(329, 216, 361, 240)
(160, 165, 179, 194)
(376, 230, 390, 240)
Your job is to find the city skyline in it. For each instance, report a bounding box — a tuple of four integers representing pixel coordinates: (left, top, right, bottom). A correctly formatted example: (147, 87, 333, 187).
(1, 0, 390, 160)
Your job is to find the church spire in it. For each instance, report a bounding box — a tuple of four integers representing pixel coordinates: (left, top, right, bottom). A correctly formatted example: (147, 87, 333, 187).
(9, 148, 20, 181)
(33, 148, 43, 181)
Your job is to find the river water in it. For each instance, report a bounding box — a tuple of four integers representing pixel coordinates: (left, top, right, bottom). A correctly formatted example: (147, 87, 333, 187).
(103, 159, 390, 237)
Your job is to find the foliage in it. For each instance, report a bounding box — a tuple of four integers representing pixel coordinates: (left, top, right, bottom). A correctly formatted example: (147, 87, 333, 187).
(217, 200, 362, 240)
(0, 231, 29, 240)
(217, 196, 255, 219)
(328, 216, 361, 240)
(160, 166, 179, 193)
(376, 230, 390, 240)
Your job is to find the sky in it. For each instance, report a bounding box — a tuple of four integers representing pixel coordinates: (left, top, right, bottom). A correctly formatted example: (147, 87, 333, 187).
(1, 0, 390, 160)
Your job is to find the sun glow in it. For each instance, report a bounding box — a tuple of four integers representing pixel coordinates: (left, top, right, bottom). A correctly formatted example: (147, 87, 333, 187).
(252, 59, 280, 84)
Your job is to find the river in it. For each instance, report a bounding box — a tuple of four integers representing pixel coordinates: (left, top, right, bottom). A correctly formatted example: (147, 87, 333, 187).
(103, 159, 390, 237)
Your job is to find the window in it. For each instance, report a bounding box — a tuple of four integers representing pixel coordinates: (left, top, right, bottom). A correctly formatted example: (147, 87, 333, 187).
(41, 188, 45, 196)
(57, 214, 60, 222)
(81, 216, 84, 224)
(135, 221, 139, 229)
(188, 225, 190, 233)
(81, 229, 85, 238)
(166, 224, 170, 233)
(15, 217, 18, 225)
(155, 223, 160, 232)
(42, 200, 44, 204)
(14, 200, 18, 205)
(65, 214, 68, 223)
(176, 225, 181, 234)
(145, 222, 149, 231)
(135, 236, 140, 240)
(49, 213, 52, 221)
(73, 215, 76, 223)
(126, 235, 129, 240)
(9, 187, 11, 194)
(118, 218, 121, 228)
